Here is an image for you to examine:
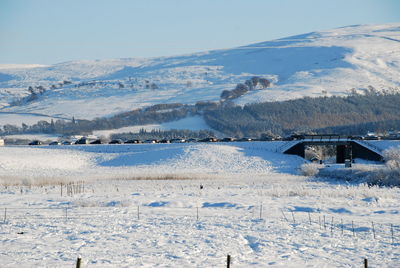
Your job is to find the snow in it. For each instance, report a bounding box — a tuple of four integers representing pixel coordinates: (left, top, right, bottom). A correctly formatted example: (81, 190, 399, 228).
(0, 142, 399, 267)
(0, 112, 68, 126)
(2, 133, 60, 142)
(368, 140, 400, 152)
(93, 116, 212, 138)
(0, 23, 399, 123)
(0, 64, 47, 70)
(159, 115, 212, 131)
(0, 142, 300, 182)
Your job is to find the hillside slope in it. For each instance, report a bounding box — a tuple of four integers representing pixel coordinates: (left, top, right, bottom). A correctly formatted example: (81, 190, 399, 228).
(0, 23, 399, 124)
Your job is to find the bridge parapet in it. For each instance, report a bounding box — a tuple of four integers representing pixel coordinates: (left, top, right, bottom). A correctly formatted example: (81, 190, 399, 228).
(303, 135, 351, 142)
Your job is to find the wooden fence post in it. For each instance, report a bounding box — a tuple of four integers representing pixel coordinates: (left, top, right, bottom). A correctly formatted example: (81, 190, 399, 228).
(76, 257, 82, 268)
(281, 209, 288, 222)
(227, 254, 231, 268)
(371, 222, 376, 239)
(319, 216, 321, 229)
(364, 258, 368, 268)
(341, 219, 344, 235)
(3, 208, 6, 223)
(391, 224, 394, 244)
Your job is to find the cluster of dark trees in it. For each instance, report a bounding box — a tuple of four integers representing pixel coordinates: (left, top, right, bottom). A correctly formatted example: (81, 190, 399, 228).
(111, 129, 215, 141)
(74, 79, 158, 90)
(144, 80, 159, 90)
(317, 119, 400, 135)
(10, 85, 47, 105)
(204, 92, 400, 137)
(221, 76, 271, 101)
(144, 103, 185, 112)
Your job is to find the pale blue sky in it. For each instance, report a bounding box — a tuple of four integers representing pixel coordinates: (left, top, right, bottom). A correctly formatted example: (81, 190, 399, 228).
(1, 0, 399, 64)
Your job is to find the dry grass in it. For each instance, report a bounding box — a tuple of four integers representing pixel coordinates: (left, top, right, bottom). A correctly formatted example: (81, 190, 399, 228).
(0, 175, 73, 187)
(0, 173, 232, 187)
(300, 163, 320, 176)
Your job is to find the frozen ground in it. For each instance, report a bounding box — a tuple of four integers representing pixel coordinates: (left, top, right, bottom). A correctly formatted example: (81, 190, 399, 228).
(0, 142, 399, 267)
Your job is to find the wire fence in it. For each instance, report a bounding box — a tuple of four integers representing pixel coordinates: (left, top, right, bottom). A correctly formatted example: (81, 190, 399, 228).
(1, 205, 398, 246)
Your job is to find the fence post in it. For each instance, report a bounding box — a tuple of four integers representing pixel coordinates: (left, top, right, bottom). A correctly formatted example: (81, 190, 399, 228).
(76, 257, 82, 268)
(371, 222, 376, 239)
(137, 205, 140, 220)
(3, 208, 6, 223)
(60, 183, 63, 197)
(318, 216, 321, 229)
(227, 254, 231, 268)
(364, 258, 368, 268)
(341, 219, 344, 235)
(308, 212, 312, 225)
(196, 206, 199, 221)
(391, 224, 394, 244)
(281, 209, 288, 222)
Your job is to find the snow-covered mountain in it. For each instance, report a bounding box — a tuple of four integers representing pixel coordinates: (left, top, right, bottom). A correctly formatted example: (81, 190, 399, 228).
(0, 23, 399, 125)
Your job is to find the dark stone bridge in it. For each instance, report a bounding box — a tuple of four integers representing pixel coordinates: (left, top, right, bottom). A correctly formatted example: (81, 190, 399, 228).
(281, 135, 383, 163)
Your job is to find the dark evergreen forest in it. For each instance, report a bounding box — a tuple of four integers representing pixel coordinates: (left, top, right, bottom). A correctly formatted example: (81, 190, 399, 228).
(203, 93, 400, 137)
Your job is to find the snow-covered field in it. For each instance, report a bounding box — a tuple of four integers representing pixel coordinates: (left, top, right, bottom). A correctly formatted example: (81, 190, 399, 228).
(0, 142, 399, 267)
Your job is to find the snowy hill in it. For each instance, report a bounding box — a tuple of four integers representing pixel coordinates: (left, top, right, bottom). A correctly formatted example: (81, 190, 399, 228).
(0, 23, 399, 125)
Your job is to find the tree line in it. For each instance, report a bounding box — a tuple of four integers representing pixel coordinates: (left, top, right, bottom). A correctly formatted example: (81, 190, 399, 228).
(0, 104, 196, 136)
(2, 90, 400, 138)
(204, 92, 400, 137)
(111, 129, 215, 141)
(220, 76, 271, 101)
